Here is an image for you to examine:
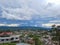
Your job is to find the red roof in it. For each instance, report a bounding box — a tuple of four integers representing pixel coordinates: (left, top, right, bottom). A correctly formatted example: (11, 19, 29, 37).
(0, 32, 13, 36)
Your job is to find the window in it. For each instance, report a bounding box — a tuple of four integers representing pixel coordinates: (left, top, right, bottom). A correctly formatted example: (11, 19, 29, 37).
(11, 38, 14, 40)
(1, 39, 4, 41)
(16, 37, 18, 39)
(6, 39, 9, 41)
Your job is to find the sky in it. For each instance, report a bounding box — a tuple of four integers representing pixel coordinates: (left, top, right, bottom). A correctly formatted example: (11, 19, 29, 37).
(0, 0, 60, 27)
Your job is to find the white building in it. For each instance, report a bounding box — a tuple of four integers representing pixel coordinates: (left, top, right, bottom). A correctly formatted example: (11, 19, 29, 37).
(0, 35, 20, 43)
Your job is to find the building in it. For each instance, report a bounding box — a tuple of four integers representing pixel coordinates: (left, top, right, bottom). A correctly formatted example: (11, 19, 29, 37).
(0, 32, 20, 43)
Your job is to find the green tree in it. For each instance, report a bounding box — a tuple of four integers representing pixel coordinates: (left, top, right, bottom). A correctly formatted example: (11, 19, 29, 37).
(51, 25, 60, 45)
(33, 34, 43, 45)
(28, 34, 43, 45)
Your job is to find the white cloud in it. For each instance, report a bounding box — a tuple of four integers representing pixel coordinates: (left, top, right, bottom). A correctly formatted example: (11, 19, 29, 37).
(0, 0, 59, 18)
(42, 23, 55, 27)
(1, 7, 39, 20)
(46, 0, 60, 5)
(49, 20, 60, 23)
(0, 24, 6, 26)
(7, 24, 20, 27)
(0, 0, 60, 23)
(42, 20, 60, 27)
(0, 24, 19, 27)
(42, 23, 60, 27)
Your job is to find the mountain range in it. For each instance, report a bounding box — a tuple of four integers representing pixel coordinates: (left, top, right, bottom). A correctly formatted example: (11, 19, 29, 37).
(0, 26, 51, 31)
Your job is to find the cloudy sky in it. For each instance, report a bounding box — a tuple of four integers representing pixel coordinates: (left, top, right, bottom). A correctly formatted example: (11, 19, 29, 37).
(0, 0, 60, 27)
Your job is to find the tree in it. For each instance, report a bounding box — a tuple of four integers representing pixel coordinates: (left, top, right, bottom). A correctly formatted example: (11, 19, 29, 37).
(56, 26, 60, 45)
(28, 34, 43, 45)
(51, 25, 60, 45)
(33, 34, 43, 45)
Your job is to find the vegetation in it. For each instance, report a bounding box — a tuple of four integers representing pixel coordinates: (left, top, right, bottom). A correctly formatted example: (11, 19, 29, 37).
(28, 34, 43, 45)
(51, 25, 60, 45)
(33, 34, 43, 45)
(0, 43, 16, 45)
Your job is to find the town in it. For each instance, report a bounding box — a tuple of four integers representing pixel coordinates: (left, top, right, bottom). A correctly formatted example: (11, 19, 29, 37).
(0, 0, 60, 45)
(0, 24, 60, 45)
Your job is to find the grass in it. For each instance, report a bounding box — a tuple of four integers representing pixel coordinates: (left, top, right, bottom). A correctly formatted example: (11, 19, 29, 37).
(0, 43, 16, 45)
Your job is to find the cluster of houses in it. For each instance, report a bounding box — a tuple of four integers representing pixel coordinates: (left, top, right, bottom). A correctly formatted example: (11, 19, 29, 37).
(0, 25, 60, 45)
(0, 31, 35, 44)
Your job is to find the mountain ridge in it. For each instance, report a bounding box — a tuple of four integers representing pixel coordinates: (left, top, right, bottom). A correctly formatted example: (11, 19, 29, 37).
(0, 26, 51, 31)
